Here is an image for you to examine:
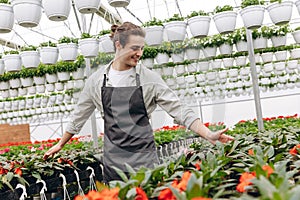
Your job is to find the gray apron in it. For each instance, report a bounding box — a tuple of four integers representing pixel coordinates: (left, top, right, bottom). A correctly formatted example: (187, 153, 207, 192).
(101, 73, 158, 183)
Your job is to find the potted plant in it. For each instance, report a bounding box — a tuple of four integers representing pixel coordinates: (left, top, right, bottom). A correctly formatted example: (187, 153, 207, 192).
(2, 50, 22, 72)
(231, 28, 248, 52)
(163, 14, 187, 42)
(11, 0, 42, 28)
(0, 0, 14, 33)
(39, 41, 59, 65)
(0, 72, 10, 90)
(142, 17, 164, 46)
(19, 68, 34, 87)
(42, 0, 71, 21)
(252, 26, 269, 49)
(140, 46, 158, 69)
(240, 0, 265, 29)
(78, 33, 99, 58)
(155, 42, 171, 65)
(292, 27, 300, 44)
(32, 63, 46, 85)
(98, 29, 114, 54)
(186, 10, 211, 38)
(55, 61, 77, 82)
(44, 64, 58, 84)
(108, 0, 130, 7)
(200, 36, 217, 58)
(266, 0, 294, 25)
(72, 55, 86, 80)
(212, 5, 237, 34)
(74, 0, 101, 14)
(19, 45, 40, 68)
(57, 36, 79, 61)
(269, 24, 290, 47)
(183, 38, 201, 60)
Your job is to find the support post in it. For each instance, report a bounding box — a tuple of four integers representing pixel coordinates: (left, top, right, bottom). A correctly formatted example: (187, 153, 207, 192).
(246, 29, 264, 131)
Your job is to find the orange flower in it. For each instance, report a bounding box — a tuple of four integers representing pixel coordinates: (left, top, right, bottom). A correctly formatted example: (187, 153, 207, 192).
(14, 167, 22, 176)
(290, 144, 300, 155)
(135, 187, 148, 200)
(176, 171, 191, 191)
(262, 165, 273, 177)
(194, 161, 201, 170)
(248, 149, 254, 155)
(74, 188, 119, 200)
(236, 181, 250, 193)
(239, 172, 255, 183)
(191, 198, 212, 200)
(158, 188, 176, 200)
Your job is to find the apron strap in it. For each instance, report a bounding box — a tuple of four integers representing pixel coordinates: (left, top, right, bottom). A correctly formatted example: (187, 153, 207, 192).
(103, 73, 140, 87)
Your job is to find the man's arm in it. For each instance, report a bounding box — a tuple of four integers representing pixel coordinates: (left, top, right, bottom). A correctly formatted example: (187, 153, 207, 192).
(43, 131, 74, 160)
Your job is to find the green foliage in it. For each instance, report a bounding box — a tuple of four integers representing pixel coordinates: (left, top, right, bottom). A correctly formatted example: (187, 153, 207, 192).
(20, 45, 37, 51)
(140, 46, 158, 60)
(74, 55, 86, 68)
(186, 10, 209, 18)
(241, 0, 265, 9)
(4, 50, 19, 55)
(33, 63, 47, 77)
(81, 33, 93, 39)
(270, 0, 282, 3)
(58, 36, 78, 44)
(19, 68, 35, 78)
(164, 14, 185, 22)
(39, 41, 57, 47)
(55, 61, 77, 72)
(142, 17, 164, 27)
(213, 5, 233, 14)
(0, 0, 9, 3)
(91, 52, 114, 68)
(98, 29, 111, 36)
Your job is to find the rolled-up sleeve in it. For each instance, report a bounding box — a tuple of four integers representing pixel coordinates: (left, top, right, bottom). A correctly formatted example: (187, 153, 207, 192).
(66, 77, 97, 134)
(152, 75, 199, 129)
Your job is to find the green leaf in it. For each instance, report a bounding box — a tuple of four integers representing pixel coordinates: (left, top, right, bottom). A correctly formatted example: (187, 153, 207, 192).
(111, 166, 129, 182)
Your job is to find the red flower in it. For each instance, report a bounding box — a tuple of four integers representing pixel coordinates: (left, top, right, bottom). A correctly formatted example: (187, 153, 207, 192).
(248, 149, 254, 156)
(289, 144, 300, 155)
(236, 172, 255, 193)
(262, 165, 273, 177)
(135, 187, 148, 200)
(14, 168, 22, 176)
(158, 188, 176, 200)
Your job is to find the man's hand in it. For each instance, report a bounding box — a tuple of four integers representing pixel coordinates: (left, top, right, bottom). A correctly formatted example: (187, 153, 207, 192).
(43, 144, 63, 160)
(205, 128, 234, 145)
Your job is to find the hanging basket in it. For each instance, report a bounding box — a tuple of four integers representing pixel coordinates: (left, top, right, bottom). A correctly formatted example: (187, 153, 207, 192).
(144, 25, 164, 46)
(271, 35, 287, 47)
(0, 59, 4, 75)
(11, 0, 42, 28)
(235, 40, 248, 52)
(239, 5, 265, 29)
(108, 0, 130, 7)
(78, 38, 99, 58)
(253, 36, 267, 49)
(2, 54, 22, 72)
(292, 30, 300, 44)
(42, 0, 71, 21)
(266, 1, 293, 25)
(39, 46, 59, 64)
(74, 0, 101, 13)
(57, 43, 79, 61)
(19, 50, 40, 68)
(187, 15, 211, 38)
(0, 4, 14, 33)
(98, 34, 114, 54)
(164, 21, 187, 42)
(212, 11, 237, 34)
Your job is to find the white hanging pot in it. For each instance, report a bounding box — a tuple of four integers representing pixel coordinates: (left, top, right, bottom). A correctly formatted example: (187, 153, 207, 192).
(18, 87, 27, 96)
(212, 11, 237, 34)
(235, 40, 248, 52)
(263, 63, 274, 73)
(202, 46, 217, 58)
(287, 60, 298, 70)
(239, 5, 265, 29)
(186, 63, 197, 73)
(9, 78, 21, 89)
(144, 25, 164, 46)
(11, 0, 42, 28)
(162, 66, 174, 76)
(78, 38, 99, 58)
(198, 61, 209, 72)
(235, 56, 247, 66)
(171, 52, 185, 63)
(36, 84, 45, 93)
(45, 83, 55, 92)
(57, 43, 78, 61)
(274, 61, 286, 71)
(239, 66, 250, 76)
(266, 1, 293, 25)
(222, 57, 234, 68)
(0, 3, 14, 33)
(211, 59, 222, 69)
(141, 58, 154, 69)
(187, 15, 211, 38)
(0, 81, 9, 90)
(292, 30, 300, 44)
(74, 79, 85, 89)
(219, 43, 233, 55)
(72, 67, 85, 80)
(54, 82, 64, 91)
(185, 48, 199, 60)
(290, 48, 300, 59)
(20, 77, 33, 87)
(253, 37, 267, 49)
(45, 73, 58, 83)
(155, 53, 169, 65)
(274, 50, 287, 61)
(20, 50, 40, 68)
(2, 54, 22, 72)
(99, 34, 114, 54)
(39, 46, 59, 64)
(175, 64, 185, 75)
(74, 0, 101, 13)
(33, 76, 45, 85)
(42, 0, 71, 21)
(261, 52, 273, 63)
(57, 71, 70, 81)
(27, 86, 36, 94)
(164, 21, 187, 42)
(66, 80, 74, 90)
(0, 59, 4, 75)
(108, 0, 130, 7)
(271, 35, 287, 47)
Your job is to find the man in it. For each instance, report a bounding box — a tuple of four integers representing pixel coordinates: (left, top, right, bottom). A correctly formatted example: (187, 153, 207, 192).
(43, 22, 234, 183)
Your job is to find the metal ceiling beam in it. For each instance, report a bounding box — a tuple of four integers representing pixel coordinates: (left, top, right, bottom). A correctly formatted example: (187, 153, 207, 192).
(96, 4, 123, 25)
(0, 38, 21, 49)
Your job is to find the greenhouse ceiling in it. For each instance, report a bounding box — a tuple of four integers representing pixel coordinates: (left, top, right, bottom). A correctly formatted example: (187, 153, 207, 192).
(1, 0, 300, 54)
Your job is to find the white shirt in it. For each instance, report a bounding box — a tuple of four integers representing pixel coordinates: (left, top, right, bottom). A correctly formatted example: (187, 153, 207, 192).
(108, 67, 135, 87)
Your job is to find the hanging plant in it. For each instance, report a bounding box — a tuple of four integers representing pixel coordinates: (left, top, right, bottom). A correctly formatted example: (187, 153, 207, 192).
(0, 0, 9, 3)
(186, 10, 209, 18)
(58, 36, 78, 44)
(74, 55, 85, 68)
(142, 17, 163, 27)
(268, 24, 291, 37)
(140, 46, 158, 60)
(39, 41, 57, 47)
(183, 38, 202, 49)
(213, 5, 233, 14)
(4, 50, 19, 55)
(98, 29, 111, 36)
(241, 0, 265, 8)
(19, 68, 35, 78)
(91, 52, 114, 68)
(20, 45, 38, 51)
(231, 28, 247, 43)
(164, 14, 185, 22)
